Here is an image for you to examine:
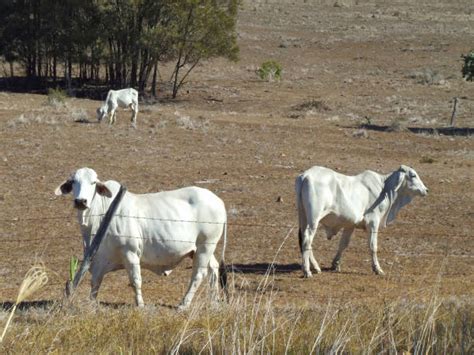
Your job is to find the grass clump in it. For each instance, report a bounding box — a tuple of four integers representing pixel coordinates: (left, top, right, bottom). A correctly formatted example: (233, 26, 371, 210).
(420, 156, 435, 164)
(257, 60, 282, 81)
(462, 50, 474, 81)
(47, 87, 67, 107)
(0, 287, 471, 353)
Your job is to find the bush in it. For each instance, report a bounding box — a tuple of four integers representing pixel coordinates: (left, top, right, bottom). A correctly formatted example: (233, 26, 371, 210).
(461, 50, 474, 81)
(47, 88, 67, 106)
(257, 60, 282, 81)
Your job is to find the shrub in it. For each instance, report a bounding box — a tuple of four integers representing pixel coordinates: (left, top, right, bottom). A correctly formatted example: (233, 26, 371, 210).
(257, 60, 282, 81)
(47, 88, 67, 106)
(461, 50, 474, 81)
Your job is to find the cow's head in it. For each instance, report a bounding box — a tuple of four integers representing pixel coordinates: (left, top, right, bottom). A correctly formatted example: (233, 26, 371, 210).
(96, 107, 106, 122)
(55, 168, 112, 210)
(395, 165, 428, 197)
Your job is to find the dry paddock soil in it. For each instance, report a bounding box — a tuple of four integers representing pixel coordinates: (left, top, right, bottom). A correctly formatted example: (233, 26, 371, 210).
(0, 0, 473, 309)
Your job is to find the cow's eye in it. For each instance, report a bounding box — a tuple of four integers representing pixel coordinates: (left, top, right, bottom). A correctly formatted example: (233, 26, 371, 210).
(409, 172, 415, 178)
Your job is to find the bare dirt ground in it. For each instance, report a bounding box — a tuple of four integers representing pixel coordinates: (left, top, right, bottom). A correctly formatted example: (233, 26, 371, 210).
(1, 0, 473, 309)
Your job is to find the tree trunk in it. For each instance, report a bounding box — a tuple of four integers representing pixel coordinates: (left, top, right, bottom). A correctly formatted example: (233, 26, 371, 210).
(151, 61, 158, 97)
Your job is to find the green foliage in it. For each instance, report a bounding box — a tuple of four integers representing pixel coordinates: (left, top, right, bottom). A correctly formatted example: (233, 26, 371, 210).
(461, 50, 474, 81)
(0, 0, 240, 97)
(257, 60, 282, 81)
(167, 0, 240, 98)
(47, 88, 67, 106)
(69, 256, 79, 282)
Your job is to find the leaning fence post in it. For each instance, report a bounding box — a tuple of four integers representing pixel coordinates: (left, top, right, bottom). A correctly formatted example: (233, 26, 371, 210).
(450, 97, 458, 127)
(65, 184, 127, 297)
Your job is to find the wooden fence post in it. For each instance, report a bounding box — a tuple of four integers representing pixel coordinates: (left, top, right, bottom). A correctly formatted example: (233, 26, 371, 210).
(65, 184, 127, 297)
(450, 97, 458, 127)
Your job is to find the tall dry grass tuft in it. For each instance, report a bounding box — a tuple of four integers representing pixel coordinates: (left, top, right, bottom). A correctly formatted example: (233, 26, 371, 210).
(0, 265, 48, 343)
(0, 246, 472, 353)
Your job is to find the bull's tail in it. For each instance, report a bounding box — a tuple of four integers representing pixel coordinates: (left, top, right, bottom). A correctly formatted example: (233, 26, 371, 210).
(218, 221, 228, 299)
(295, 174, 306, 254)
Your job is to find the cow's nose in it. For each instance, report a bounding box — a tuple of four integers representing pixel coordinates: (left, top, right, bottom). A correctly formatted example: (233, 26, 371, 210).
(74, 198, 88, 209)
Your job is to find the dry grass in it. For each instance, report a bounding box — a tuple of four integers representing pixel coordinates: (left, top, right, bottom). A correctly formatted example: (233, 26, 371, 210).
(0, 277, 471, 353)
(0, 265, 48, 343)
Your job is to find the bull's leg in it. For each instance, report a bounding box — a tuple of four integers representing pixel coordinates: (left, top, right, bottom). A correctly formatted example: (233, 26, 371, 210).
(178, 245, 213, 310)
(301, 223, 321, 278)
(123, 253, 144, 307)
(368, 226, 384, 275)
(331, 227, 354, 272)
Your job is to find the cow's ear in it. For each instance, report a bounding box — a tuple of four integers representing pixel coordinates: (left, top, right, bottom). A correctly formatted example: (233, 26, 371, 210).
(393, 170, 406, 192)
(55, 180, 73, 196)
(96, 181, 112, 198)
(399, 165, 409, 173)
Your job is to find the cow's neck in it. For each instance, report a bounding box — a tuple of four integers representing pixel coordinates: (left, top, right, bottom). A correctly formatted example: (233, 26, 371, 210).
(380, 171, 412, 227)
(77, 192, 112, 232)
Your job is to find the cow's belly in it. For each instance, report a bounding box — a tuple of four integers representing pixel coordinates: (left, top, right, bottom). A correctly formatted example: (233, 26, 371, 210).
(320, 211, 362, 229)
(138, 231, 197, 267)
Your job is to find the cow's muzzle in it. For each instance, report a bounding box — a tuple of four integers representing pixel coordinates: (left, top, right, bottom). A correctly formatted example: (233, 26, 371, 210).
(74, 198, 88, 210)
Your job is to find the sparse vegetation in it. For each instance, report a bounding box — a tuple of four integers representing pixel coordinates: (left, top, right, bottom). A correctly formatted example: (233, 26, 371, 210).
(408, 68, 444, 85)
(420, 156, 435, 164)
(462, 50, 474, 81)
(0, 277, 471, 353)
(47, 88, 67, 107)
(257, 60, 282, 81)
(292, 99, 330, 112)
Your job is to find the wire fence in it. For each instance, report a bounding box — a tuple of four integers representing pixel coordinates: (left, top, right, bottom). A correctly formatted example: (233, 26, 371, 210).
(1, 208, 473, 301)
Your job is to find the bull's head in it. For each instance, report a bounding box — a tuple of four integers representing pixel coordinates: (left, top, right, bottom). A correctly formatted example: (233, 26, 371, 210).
(55, 168, 112, 210)
(396, 165, 429, 197)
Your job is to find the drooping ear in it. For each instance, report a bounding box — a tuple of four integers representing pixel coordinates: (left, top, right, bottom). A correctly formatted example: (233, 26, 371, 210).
(55, 179, 73, 196)
(393, 169, 406, 192)
(398, 165, 409, 173)
(96, 181, 112, 198)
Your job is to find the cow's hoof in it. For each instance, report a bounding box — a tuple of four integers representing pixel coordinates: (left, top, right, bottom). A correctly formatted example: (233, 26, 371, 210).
(303, 271, 313, 278)
(331, 264, 341, 272)
(176, 304, 189, 312)
(373, 267, 385, 276)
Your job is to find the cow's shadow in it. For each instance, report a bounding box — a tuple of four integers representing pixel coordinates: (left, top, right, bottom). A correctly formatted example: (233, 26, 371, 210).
(1, 300, 56, 311)
(228, 263, 301, 275)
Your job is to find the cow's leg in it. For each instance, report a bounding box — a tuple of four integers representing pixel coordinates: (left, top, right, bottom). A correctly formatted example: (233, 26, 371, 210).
(331, 227, 354, 272)
(368, 224, 384, 275)
(110, 109, 117, 125)
(208, 255, 219, 303)
(301, 222, 321, 278)
(130, 103, 138, 128)
(178, 244, 213, 310)
(90, 269, 105, 301)
(123, 252, 144, 307)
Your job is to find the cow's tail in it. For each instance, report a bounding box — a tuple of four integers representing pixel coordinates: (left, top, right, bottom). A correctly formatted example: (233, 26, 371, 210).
(295, 174, 305, 254)
(218, 220, 228, 299)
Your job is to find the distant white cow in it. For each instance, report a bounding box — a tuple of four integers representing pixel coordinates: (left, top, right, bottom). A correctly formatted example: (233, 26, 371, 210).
(55, 167, 227, 309)
(96, 88, 139, 127)
(295, 165, 428, 277)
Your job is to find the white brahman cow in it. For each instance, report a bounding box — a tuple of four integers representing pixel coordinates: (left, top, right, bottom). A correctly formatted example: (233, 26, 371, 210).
(295, 165, 428, 277)
(96, 88, 139, 127)
(55, 167, 227, 309)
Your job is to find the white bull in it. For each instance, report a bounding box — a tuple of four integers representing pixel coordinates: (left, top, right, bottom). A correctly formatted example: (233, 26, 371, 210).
(295, 165, 428, 278)
(96, 88, 139, 127)
(55, 167, 227, 309)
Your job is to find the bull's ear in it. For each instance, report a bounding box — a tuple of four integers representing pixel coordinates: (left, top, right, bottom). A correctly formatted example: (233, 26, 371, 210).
(55, 180, 73, 196)
(96, 181, 112, 198)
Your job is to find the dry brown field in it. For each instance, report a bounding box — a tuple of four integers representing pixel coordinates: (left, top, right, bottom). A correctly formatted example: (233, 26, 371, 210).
(0, 0, 473, 352)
